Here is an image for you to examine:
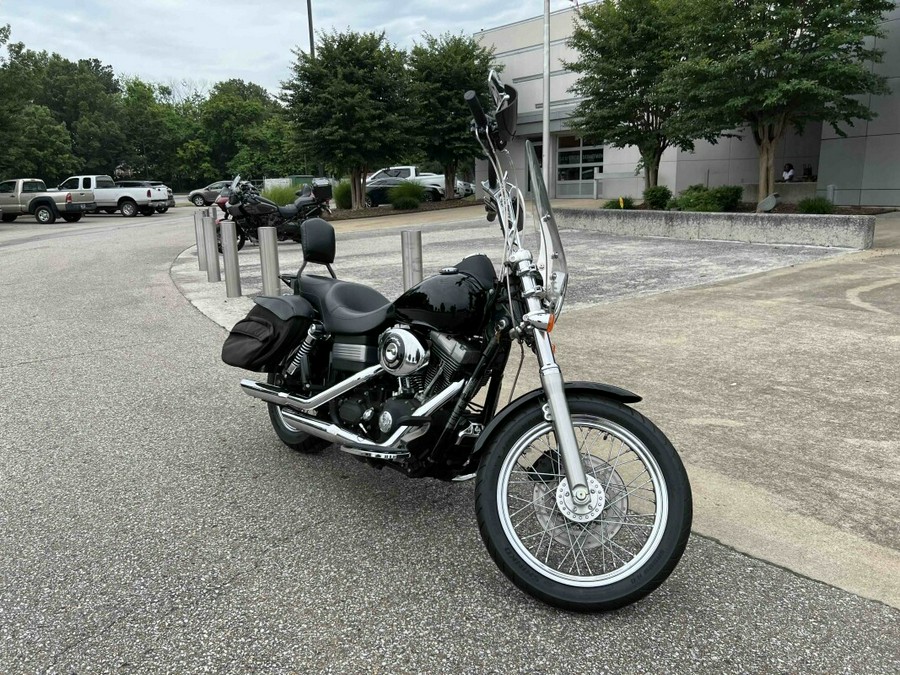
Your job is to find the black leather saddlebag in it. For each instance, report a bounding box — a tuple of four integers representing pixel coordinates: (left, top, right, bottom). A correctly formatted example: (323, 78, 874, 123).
(221, 295, 315, 371)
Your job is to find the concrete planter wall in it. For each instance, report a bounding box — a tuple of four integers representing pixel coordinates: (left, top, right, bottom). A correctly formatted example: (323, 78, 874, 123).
(555, 208, 875, 249)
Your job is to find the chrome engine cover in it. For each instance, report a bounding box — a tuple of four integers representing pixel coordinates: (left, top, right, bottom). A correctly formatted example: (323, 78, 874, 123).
(378, 328, 428, 376)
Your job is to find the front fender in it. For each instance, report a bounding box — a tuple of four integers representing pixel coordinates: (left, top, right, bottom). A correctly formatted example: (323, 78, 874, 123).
(473, 381, 641, 454)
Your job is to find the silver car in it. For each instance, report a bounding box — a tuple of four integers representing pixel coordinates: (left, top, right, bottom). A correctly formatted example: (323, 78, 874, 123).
(188, 180, 231, 207)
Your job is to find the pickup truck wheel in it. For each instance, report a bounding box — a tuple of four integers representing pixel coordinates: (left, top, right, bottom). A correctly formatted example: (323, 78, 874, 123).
(62, 214, 82, 223)
(103, 208, 117, 214)
(139, 207, 155, 216)
(423, 191, 436, 202)
(192, 195, 206, 207)
(120, 200, 138, 217)
(156, 206, 169, 214)
(1, 214, 16, 223)
(34, 205, 56, 224)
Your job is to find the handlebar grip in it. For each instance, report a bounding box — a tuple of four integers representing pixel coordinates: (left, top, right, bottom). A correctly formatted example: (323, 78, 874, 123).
(464, 90, 488, 130)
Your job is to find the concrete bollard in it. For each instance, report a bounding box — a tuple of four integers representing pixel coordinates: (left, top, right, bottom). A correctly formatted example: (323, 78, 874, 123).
(202, 215, 221, 282)
(194, 211, 208, 272)
(401, 229, 423, 290)
(259, 227, 281, 296)
(220, 219, 242, 298)
(826, 184, 836, 204)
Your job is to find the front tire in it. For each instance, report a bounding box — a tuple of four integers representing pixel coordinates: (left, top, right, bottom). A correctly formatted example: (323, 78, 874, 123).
(475, 394, 692, 612)
(266, 371, 330, 454)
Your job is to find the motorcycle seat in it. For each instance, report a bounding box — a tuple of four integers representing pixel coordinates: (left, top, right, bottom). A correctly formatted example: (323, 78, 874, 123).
(294, 195, 317, 207)
(299, 275, 392, 335)
(277, 204, 299, 219)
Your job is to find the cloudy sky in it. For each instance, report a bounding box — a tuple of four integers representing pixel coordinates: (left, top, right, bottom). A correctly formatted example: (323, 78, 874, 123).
(1, 0, 575, 93)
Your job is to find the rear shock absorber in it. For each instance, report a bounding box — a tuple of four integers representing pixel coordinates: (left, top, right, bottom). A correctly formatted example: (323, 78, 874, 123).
(286, 322, 328, 381)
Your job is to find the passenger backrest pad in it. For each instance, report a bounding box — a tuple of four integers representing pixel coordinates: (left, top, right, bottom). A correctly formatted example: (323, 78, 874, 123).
(301, 218, 335, 264)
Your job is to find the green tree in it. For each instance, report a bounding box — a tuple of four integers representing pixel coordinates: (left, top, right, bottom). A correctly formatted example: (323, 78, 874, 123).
(3, 105, 81, 182)
(282, 30, 414, 209)
(565, 0, 714, 189)
(409, 33, 495, 198)
(670, 0, 894, 200)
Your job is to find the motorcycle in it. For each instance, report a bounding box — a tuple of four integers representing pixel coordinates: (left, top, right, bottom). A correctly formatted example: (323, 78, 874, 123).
(217, 178, 333, 250)
(221, 71, 692, 612)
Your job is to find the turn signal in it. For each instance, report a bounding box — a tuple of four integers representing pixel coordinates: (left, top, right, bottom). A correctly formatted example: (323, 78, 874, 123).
(547, 314, 556, 332)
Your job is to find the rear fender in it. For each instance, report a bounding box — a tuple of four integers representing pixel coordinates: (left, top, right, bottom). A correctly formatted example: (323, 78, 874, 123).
(27, 197, 60, 217)
(473, 381, 641, 454)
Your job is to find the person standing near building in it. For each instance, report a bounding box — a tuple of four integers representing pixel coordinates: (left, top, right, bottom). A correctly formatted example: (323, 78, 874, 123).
(782, 163, 795, 182)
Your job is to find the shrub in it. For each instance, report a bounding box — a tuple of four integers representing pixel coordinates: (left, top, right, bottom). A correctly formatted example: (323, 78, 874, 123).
(798, 196, 836, 214)
(602, 196, 635, 209)
(643, 185, 672, 210)
(709, 185, 744, 212)
(670, 184, 744, 212)
(261, 185, 298, 206)
(333, 180, 352, 209)
(388, 181, 426, 210)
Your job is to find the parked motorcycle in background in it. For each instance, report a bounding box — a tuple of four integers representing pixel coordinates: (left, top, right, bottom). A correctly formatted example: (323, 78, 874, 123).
(217, 178, 333, 250)
(221, 72, 692, 612)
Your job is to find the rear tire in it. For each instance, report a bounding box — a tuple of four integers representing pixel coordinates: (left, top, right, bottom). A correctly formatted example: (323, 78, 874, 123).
(475, 394, 692, 612)
(156, 206, 169, 213)
(103, 208, 117, 214)
(139, 207, 155, 216)
(192, 195, 206, 207)
(34, 205, 55, 224)
(1, 213, 17, 222)
(62, 214, 82, 223)
(266, 371, 330, 454)
(120, 200, 138, 217)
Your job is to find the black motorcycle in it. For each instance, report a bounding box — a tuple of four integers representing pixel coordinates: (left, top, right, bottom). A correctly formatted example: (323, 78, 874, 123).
(218, 178, 332, 250)
(221, 72, 692, 612)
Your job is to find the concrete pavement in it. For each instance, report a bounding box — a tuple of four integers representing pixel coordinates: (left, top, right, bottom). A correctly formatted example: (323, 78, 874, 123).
(1, 206, 898, 671)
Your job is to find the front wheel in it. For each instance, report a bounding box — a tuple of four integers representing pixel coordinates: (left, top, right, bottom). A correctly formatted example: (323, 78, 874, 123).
(475, 394, 692, 612)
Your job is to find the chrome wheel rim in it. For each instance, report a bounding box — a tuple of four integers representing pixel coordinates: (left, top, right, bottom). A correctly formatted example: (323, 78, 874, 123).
(37, 209, 50, 223)
(497, 415, 668, 587)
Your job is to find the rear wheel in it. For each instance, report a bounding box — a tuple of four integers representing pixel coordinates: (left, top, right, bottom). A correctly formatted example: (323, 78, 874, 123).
(120, 200, 138, 217)
(192, 195, 206, 207)
(266, 371, 330, 453)
(1, 213, 17, 222)
(103, 208, 117, 214)
(62, 214, 82, 223)
(34, 205, 55, 224)
(139, 207, 155, 216)
(156, 206, 169, 213)
(475, 394, 692, 612)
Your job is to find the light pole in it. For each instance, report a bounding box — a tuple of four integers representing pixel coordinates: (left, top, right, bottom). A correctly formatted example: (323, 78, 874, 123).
(542, 0, 551, 192)
(307, 0, 315, 58)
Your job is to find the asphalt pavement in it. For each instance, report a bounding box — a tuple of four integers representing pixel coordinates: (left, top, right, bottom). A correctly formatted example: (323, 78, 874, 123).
(1, 205, 898, 673)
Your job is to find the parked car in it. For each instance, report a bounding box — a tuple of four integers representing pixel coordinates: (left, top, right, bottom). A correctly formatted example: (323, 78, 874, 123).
(367, 165, 464, 198)
(189, 180, 232, 207)
(58, 175, 167, 216)
(364, 177, 442, 207)
(0, 177, 96, 224)
(116, 180, 176, 213)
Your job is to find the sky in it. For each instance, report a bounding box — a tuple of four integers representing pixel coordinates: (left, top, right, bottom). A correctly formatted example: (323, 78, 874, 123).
(0, 0, 576, 94)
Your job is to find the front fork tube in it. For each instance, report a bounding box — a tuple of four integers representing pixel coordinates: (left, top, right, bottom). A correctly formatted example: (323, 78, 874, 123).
(533, 330, 591, 510)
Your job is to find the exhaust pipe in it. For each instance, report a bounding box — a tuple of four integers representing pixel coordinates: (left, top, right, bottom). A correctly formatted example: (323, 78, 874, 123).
(241, 364, 383, 412)
(280, 381, 465, 457)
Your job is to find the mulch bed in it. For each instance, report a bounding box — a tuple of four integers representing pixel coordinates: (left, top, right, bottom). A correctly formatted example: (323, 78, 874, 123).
(325, 197, 480, 221)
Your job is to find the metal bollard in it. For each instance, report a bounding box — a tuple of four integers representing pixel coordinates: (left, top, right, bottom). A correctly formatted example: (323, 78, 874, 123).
(202, 215, 221, 282)
(258, 226, 281, 296)
(401, 229, 423, 290)
(826, 184, 836, 204)
(194, 211, 208, 272)
(220, 219, 242, 298)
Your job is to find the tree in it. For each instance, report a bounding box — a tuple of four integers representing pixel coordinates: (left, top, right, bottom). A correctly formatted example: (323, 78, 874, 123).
(2, 105, 81, 182)
(282, 30, 414, 209)
(565, 0, 714, 189)
(671, 0, 894, 201)
(409, 33, 495, 198)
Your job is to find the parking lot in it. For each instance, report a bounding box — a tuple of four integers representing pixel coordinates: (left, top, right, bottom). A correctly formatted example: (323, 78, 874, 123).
(2, 207, 898, 672)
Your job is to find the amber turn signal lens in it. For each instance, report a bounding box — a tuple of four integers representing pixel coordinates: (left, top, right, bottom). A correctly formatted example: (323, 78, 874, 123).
(547, 314, 556, 332)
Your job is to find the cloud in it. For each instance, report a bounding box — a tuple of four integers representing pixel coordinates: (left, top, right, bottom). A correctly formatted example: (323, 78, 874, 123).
(0, 0, 577, 92)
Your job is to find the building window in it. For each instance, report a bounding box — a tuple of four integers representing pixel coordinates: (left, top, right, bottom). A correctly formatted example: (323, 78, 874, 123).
(557, 136, 603, 197)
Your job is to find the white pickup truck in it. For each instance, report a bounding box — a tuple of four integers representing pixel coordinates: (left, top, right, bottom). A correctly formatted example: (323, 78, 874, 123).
(57, 175, 168, 217)
(367, 166, 465, 198)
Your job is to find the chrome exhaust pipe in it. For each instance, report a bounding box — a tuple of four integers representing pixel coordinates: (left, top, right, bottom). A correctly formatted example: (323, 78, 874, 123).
(240, 364, 383, 412)
(279, 380, 465, 458)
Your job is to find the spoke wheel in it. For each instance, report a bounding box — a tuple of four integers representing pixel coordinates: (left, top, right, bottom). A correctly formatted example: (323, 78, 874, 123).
(475, 394, 691, 612)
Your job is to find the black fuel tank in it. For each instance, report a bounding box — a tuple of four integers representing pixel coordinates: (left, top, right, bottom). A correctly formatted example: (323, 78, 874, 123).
(392, 270, 492, 333)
